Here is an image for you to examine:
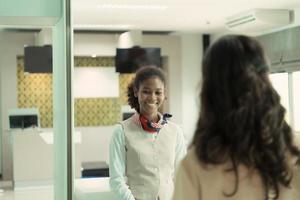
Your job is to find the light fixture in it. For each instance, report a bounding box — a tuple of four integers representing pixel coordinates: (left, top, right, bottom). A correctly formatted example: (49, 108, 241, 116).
(97, 4, 168, 10)
(74, 24, 132, 30)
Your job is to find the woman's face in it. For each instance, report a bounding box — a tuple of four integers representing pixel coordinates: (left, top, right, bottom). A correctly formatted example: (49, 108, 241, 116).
(135, 76, 165, 120)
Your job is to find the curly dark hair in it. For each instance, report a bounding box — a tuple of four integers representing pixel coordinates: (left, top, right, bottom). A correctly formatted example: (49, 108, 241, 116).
(127, 65, 166, 112)
(192, 35, 300, 199)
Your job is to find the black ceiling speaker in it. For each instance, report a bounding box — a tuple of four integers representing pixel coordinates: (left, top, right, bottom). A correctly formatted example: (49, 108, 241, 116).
(24, 45, 53, 73)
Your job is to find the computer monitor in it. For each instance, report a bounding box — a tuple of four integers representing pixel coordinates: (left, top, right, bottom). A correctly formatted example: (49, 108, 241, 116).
(9, 115, 38, 129)
(24, 45, 53, 73)
(8, 108, 40, 129)
(115, 46, 161, 73)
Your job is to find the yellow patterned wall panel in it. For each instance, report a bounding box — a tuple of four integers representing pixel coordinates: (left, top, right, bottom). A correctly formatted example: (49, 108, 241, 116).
(73, 57, 128, 126)
(75, 98, 121, 126)
(17, 56, 53, 127)
(119, 74, 135, 105)
(74, 56, 114, 67)
(17, 56, 147, 127)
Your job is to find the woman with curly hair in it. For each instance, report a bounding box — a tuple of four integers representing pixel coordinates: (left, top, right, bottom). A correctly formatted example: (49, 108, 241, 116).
(173, 35, 300, 200)
(109, 65, 186, 200)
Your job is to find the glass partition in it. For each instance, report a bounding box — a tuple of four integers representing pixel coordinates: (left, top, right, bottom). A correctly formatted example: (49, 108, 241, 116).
(0, 1, 72, 200)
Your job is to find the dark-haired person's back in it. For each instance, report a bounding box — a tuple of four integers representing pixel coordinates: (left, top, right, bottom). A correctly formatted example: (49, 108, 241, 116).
(172, 35, 300, 200)
(173, 142, 300, 200)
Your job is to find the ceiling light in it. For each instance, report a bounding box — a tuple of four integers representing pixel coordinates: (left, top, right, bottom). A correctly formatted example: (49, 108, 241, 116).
(97, 4, 168, 10)
(74, 24, 132, 30)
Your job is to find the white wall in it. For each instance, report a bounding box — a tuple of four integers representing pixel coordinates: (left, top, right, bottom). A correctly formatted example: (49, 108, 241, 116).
(0, 30, 35, 180)
(181, 34, 202, 145)
(74, 33, 118, 56)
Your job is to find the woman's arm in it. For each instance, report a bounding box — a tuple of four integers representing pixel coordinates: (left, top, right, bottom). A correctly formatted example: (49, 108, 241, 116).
(109, 124, 135, 200)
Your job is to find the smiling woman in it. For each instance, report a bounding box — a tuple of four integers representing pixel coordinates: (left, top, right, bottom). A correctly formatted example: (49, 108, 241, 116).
(109, 65, 187, 200)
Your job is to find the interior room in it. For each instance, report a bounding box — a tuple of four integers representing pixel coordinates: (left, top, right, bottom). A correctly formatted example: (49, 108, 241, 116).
(1, 0, 300, 200)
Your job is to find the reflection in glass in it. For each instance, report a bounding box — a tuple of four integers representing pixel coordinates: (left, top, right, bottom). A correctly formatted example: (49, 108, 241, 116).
(0, 29, 54, 200)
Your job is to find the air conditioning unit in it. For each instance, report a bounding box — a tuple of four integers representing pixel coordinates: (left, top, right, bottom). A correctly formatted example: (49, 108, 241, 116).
(225, 9, 292, 32)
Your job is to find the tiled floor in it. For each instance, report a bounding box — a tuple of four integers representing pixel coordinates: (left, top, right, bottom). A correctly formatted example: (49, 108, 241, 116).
(0, 178, 115, 200)
(0, 181, 54, 200)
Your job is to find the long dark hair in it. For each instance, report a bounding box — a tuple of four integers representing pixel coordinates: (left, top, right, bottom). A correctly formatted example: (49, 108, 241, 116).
(127, 65, 166, 112)
(192, 35, 300, 199)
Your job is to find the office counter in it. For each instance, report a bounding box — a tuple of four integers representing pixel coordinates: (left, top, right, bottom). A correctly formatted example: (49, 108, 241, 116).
(11, 129, 81, 188)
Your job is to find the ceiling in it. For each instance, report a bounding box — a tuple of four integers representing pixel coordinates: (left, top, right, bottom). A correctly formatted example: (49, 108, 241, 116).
(72, 0, 300, 34)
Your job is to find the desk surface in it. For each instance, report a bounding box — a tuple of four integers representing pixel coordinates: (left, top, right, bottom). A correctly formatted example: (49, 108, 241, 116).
(75, 177, 110, 192)
(39, 131, 81, 144)
(11, 129, 81, 144)
(75, 178, 118, 200)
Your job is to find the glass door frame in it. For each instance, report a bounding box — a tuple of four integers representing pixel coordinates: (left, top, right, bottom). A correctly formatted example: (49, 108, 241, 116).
(0, 0, 74, 199)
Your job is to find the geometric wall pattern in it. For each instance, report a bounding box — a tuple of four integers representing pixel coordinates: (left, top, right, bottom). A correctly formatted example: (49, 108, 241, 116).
(74, 98, 120, 126)
(74, 56, 114, 67)
(17, 56, 53, 128)
(17, 56, 134, 127)
(119, 74, 135, 105)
